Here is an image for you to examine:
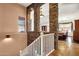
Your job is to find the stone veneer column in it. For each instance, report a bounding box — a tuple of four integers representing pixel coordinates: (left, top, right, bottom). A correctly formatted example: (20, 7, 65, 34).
(26, 4, 40, 45)
(34, 4, 40, 32)
(49, 3, 58, 49)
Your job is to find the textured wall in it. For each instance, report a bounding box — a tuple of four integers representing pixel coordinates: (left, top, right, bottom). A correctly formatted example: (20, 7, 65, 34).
(27, 32, 40, 45)
(27, 4, 40, 45)
(49, 3, 58, 49)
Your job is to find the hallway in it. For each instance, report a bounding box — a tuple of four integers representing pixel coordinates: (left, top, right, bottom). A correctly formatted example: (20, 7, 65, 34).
(49, 37, 79, 56)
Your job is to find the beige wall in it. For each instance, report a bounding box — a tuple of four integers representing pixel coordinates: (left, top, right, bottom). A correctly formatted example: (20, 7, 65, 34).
(0, 4, 26, 32)
(0, 4, 27, 55)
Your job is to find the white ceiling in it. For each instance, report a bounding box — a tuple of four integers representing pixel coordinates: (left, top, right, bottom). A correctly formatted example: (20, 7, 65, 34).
(59, 3, 79, 23)
(19, 3, 32, 7)
(59, 3, 79, 16)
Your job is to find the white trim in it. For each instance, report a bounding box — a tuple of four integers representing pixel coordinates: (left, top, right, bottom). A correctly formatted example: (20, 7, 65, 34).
(46, 49, 55, 56)
(40, 32, 44, 56)
(43, 33, 54, 36)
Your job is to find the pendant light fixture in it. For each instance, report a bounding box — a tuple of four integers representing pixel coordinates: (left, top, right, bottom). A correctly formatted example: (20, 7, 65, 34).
(40, 8, 44, 17)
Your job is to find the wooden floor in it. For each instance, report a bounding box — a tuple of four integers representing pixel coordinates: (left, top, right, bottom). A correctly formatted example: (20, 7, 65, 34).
(49, 37, 79, 56)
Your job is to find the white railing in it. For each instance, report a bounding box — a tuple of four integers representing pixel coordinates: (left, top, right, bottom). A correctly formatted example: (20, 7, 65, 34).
(20, 32, 54, 56)
(42, 33, 55, 56)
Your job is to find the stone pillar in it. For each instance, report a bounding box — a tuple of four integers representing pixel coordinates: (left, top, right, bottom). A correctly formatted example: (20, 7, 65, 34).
(26, 4, 40, 45)
(49, 3, 58, 49)
(34, 4, 40, 32)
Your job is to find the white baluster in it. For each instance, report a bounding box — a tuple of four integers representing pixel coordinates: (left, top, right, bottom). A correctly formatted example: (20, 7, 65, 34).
(40, 31, 44, 56)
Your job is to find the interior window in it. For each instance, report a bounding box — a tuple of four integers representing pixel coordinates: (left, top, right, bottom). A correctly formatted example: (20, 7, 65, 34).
(18, 16, 25, 32)
(28, 8, 34, 31)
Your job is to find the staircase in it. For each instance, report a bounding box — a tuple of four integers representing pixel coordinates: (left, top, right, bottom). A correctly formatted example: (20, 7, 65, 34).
(20, 32, 54, 56)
